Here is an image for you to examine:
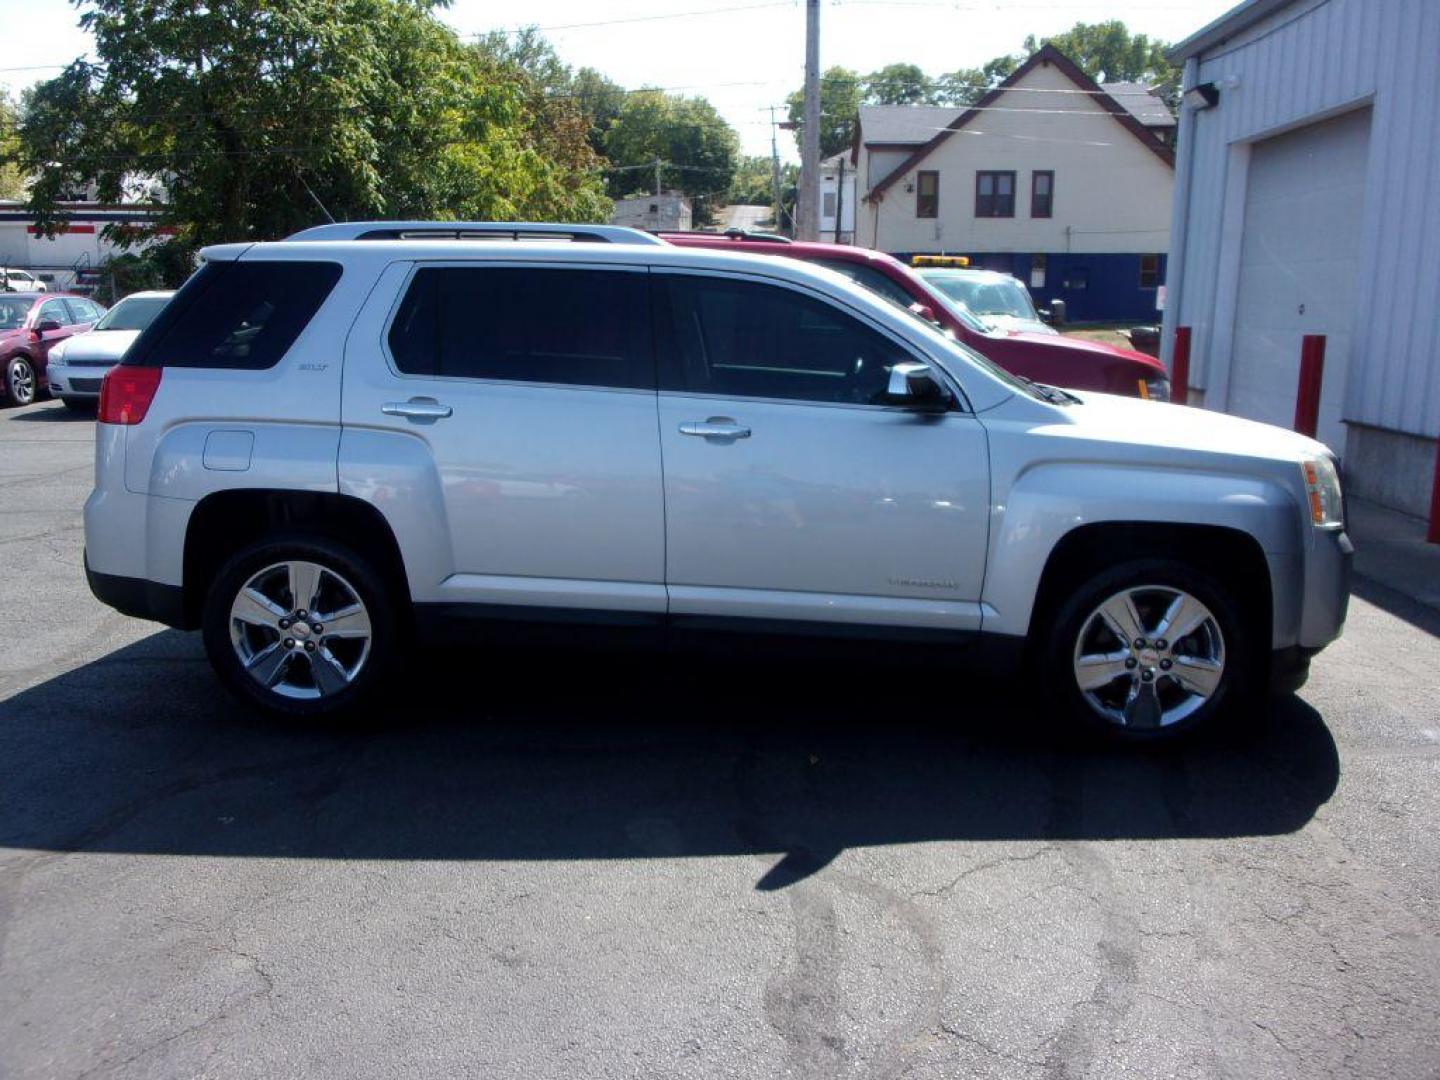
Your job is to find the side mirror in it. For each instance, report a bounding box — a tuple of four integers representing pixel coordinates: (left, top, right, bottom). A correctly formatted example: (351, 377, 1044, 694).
(885, 362, 951, 410)
(33, 319, 62, 334)
(908, 302, 940, 325)
(1043, 299, 1066, 327)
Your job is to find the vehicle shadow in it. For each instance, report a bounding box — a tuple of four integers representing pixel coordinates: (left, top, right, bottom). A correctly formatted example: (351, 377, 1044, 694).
(7, 400, 91, 421)
(1350, 573, 1440, 638)
(0, 629, 1340, 889)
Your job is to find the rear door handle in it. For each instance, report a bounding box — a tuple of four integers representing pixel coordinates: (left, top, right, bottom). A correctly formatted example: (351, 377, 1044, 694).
(382, 397, 452, 421)
(679, 418, 751, 440)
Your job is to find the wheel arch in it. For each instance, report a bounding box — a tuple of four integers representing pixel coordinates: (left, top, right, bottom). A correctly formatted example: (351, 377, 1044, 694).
(182, 489, 409, 630)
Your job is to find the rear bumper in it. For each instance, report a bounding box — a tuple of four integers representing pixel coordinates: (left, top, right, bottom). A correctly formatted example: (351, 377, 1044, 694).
(84, 552, 190, 629)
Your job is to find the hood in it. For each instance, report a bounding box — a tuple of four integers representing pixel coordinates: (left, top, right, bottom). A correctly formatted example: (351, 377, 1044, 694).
(52, 328, 142, 363)
(981, 313, 1058, 336)
(1003, 330, 1165, 373)
(1060, 391, 1333, 463)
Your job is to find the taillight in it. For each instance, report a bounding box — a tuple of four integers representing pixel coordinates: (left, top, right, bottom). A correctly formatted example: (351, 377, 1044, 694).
(98, 366, 162, 425)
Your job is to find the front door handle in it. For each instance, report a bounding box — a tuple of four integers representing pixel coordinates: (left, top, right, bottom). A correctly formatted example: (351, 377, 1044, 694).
(382, 397, 452, 422)
(679, 417, 751, 440)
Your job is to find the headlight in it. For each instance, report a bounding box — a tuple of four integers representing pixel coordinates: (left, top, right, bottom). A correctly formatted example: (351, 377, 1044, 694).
(48, 341, 67, 364)
(1139, 376, 1170, 401)
(1301, 458, 1344, 527)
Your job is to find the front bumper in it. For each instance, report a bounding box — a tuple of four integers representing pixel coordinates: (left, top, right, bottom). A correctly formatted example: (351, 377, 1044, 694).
(46, 363, 109, 398)
(1299, 527, 1353, 649)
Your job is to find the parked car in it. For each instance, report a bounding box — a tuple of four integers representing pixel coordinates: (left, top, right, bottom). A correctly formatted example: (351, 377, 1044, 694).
(0, 292, 106, 406)
(659, 232, 1170, 399)
(2, 269, 47, 293)
(913, 264, 1058, 336)
(83, 221, 1349, 742)
(47, 290, 175, 409)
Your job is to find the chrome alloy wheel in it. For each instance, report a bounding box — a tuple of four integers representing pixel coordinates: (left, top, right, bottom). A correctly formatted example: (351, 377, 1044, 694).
(8, 358, 35, 405)
(228, 560, 373, 700)
(1071, 584, 1226, 730)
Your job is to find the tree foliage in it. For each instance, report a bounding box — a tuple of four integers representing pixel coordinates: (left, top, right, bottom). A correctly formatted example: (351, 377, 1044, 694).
(1024, 21, 1176, 90)
(0, 94, 27, 200)
(784, 67, 863, 161)
(17, 0, 610, 256)
(603, 90, 739, 225)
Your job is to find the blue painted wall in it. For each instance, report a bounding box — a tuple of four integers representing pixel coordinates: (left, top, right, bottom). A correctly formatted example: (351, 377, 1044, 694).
(890, 251, 1166, 324)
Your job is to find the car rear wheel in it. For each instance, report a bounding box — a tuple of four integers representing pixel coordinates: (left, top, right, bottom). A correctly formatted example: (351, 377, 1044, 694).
(202, 535, 398, 719)
(5, 356, 36, 406)
(1042, 558, 1254, 742)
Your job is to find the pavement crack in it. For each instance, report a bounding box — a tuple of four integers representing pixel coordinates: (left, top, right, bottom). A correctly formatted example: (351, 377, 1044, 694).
(909, 844, 1057, 900)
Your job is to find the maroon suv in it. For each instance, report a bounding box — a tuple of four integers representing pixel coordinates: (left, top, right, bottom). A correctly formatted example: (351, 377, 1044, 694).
(659, 233, 1169, 399)
(0, 292, 106, 406)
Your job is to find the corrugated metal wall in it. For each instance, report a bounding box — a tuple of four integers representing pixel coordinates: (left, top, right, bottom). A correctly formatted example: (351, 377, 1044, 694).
(1166, 0, 1440, 438)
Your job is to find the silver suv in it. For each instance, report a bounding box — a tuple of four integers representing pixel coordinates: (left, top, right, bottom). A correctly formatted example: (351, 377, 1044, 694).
(83, 222, 1351, 740)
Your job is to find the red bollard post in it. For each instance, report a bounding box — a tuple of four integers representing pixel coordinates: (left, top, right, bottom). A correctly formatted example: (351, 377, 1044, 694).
(1428, 438, 1440, 545)
(1294, 334, 1326, 438)
(1171, 326, 1191, 406)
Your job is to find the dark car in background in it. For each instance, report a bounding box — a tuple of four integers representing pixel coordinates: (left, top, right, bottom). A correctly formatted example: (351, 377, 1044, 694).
(0, 292, 106, 407)
(659, 233, 1170, 400)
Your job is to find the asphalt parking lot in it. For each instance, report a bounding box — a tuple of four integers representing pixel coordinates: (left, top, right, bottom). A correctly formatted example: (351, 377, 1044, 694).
(2, 398, 1438, 1080)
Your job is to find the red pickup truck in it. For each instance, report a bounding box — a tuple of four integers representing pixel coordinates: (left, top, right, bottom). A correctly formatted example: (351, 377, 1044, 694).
(659, 233, 1169, 400)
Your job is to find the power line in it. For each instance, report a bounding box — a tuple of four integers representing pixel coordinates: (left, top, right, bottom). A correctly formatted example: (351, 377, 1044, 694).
(487, 1, 798, 35)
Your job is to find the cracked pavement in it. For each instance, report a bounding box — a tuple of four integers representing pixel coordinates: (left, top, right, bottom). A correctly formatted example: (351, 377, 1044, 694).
(1, 398, 1438, 1079)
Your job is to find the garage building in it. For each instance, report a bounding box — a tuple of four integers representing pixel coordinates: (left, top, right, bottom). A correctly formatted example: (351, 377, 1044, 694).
(1161, 0, 1440, 519)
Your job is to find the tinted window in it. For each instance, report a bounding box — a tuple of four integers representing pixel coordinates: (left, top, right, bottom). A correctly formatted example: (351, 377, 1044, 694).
(388, 267, 651, 390)
(656, 275, 913, 406)
(64, 298, 102, 324)
(126, 261, 341, 370)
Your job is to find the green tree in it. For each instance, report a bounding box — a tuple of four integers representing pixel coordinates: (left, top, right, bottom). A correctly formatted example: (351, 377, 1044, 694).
(785, 66, 863, 160)
(0, 94, 27, 200)
(728, 155, 776, 207)
(18, 0, 609, 256)
(603, 90, 739, 225)
(863, 62, 937, 106)
(935, 54, 1021, 106)
(1024, 21, 1177, 97)
(569, 67, 628, 157)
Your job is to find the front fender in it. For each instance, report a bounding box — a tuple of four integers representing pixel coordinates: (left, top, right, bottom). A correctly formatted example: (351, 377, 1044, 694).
(981, 462, 1306, 646)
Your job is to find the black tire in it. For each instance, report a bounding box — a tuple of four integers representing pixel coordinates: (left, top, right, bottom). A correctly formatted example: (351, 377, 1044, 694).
(5, 355, 36, 407)
(1039, 557, 1256, 744)
(201, 534, 400, 720)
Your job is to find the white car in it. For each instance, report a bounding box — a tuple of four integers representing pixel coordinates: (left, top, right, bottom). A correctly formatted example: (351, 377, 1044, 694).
(917, 267, 1058, 335)
(81, 221, 1351, 741)
(2, 269, 46, 293)
(47, 290, 175, 408)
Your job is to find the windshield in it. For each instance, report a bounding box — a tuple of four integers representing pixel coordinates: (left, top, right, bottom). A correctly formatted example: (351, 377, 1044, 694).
(96, 295, 169, 331)
(923, 273, 1039, 321)
(0, 297, 34, 330)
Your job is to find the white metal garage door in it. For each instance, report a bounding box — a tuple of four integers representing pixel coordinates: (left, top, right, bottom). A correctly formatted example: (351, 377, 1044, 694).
(1228, 106, 1371, 454)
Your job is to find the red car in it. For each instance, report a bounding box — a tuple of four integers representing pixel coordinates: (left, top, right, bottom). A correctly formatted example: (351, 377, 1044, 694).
(659, 233, 1169, 400)
(0, 292, 106, 406)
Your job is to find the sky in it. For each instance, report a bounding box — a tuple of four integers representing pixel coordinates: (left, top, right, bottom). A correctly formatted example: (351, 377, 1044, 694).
(2, 0, 1236, 161)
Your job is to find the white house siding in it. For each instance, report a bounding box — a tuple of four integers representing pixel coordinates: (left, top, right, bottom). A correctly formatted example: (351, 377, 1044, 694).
(856, 61, 1174, 257)
(1162, 0, 1440, 514)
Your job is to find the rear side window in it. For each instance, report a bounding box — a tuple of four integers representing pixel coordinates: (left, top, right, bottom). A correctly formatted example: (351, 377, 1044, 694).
(655, 274, 913, 406)
(124, 261, 341, 369)
(388, 267, 651, 389)
(808, 259, 916, 310)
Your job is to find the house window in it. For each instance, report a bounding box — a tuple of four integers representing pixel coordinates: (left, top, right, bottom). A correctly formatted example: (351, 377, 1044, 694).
(1031, 171, 1054, 218)
(823, 191, 837, 218)
(975, 171, 1016, 218)
(916, 171, 938, 218)
(1139, 254, 1161, 289)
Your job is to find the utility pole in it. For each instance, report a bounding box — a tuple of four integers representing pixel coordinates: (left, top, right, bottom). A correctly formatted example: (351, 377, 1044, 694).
(654, 158, 663, 197)
(834, 157, 846, 243)
(799, 0, 821, 241)
(768, 106, 784, 232)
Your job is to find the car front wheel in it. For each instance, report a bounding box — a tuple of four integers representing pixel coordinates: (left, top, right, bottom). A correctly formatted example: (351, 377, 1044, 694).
(1043, 558, 1254, 742)
(5, 356, 36, 406)
(202, 536, 398, 719)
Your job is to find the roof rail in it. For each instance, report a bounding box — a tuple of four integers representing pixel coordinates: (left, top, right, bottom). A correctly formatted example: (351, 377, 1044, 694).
(284, 221, 667, 246)
(653, 228, 794, 245)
